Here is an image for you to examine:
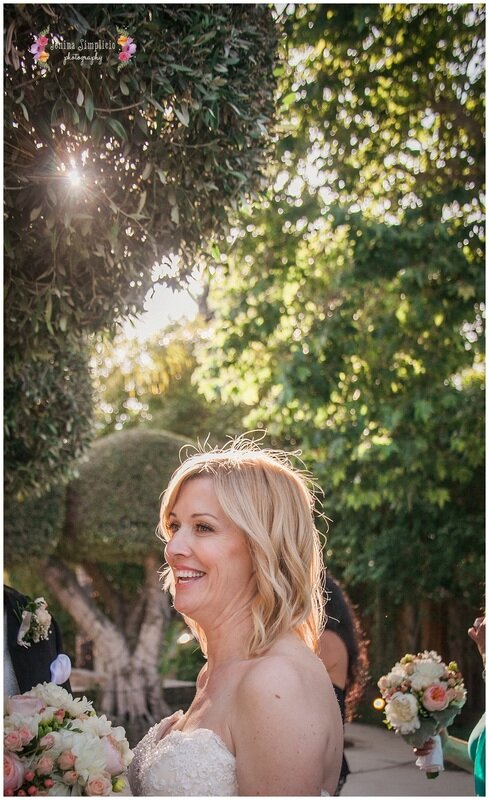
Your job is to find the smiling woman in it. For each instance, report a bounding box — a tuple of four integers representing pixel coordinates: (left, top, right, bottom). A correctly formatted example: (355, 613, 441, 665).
(127, 437, 343, 796)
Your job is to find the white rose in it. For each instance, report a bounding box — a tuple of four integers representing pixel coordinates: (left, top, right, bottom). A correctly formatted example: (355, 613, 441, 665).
(36, 609, 52, 627)
(410, 659, 445, 691)
(385, 691, 420, 734)
(71, 734, 107, 782)
(386, 667, 406, 688)
(78, 714, 113, 738)
(30, 683, 93, 717)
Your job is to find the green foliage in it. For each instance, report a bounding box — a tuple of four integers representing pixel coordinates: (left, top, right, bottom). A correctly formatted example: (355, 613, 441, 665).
(4, 4, 277, 497)
(4, 484, 66, 564)
(4, 344, 94, 499)
(159, 619, 205, 682)
(5, 4, 277, 357)
(197, 4, 485, 611)
(59, 428, 188, 562)
(90, 321, 245, 440)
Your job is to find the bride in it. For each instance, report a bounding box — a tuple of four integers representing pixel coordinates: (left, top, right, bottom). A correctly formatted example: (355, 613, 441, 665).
(128, 440, 343, 796)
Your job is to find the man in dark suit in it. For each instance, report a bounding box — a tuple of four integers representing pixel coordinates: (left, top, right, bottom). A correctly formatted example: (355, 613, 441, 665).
(4, 585, 71, 694)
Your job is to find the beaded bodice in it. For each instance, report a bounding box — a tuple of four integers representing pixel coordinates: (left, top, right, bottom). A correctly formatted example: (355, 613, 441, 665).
(127, 710, 238, 796)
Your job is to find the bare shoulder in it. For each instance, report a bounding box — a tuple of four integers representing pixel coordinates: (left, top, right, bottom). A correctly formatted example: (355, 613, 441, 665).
(235, 641, 335, 719)
(231, 642, 343, 795)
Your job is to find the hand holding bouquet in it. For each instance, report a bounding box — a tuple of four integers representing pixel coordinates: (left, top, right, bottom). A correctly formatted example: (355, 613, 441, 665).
(4, 682, 133, 795)
(377, 650, 466, 777)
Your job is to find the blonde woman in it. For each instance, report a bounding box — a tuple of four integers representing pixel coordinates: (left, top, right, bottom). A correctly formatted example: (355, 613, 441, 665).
(128, 440, 343, 796)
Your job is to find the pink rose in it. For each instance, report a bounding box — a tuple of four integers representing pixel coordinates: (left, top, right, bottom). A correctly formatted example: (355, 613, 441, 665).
(86, 774, 112, 795)
(36, 755, 54, 776)
(422, 683, 449, 712)
(63, 771, 79, 786)
(57, 751, 76, 770)
(4, 752, 25, 792)
(101, 735, 124, 775)
(7, 695, 44, 717)
(37, 35, 49, 47)
(4, 730, 24, 751)
(19, 727, 35, 745)
(118, 51, 129, 62)
(39, 734, 55, 749)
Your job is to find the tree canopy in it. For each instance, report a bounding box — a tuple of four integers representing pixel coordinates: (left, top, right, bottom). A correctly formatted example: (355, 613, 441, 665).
(4, 4, 277, 496)
(90, 322, 245, 439)
(197, 3, 485, 618)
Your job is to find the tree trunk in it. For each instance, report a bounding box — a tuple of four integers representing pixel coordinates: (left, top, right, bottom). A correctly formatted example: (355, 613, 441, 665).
(44, 555, 170, 743)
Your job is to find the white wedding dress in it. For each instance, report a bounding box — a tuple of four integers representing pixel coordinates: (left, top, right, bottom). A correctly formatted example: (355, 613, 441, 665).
(128, 709, 330, 796)
(128, 710, 238, 796)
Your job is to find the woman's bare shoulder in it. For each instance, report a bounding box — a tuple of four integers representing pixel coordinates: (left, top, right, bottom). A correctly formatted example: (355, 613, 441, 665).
(237, 637, 332, 704)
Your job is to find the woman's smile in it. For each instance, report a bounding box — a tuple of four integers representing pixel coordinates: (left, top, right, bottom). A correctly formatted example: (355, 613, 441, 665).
(174, 568, 206, 585)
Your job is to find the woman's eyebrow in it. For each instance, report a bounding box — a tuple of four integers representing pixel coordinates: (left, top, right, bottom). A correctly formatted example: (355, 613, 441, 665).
(191, 512, 218, 520)
(168, 511, 218, 520)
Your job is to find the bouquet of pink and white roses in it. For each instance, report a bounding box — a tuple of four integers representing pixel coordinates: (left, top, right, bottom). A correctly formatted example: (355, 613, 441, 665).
(4, 682, 133, 796)
(377, 650, 466, 777)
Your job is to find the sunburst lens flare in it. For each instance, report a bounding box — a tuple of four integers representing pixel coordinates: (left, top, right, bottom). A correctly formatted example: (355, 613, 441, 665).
(68, 169, 82, 187)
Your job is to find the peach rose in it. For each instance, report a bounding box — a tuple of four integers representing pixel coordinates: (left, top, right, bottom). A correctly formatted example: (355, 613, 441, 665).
(422, 683, 449, 712)
(57, 751, 76, 770)
(19, 726, 36, 745)
(39, 734, 55, 749)
(36, 755, 54, 776)
(7, 695, 44, 716)
(4, 752, 25, 792)
(86, 774, 112, 795)
(4, 730, 24, 751)
(63, 771, 79, 786)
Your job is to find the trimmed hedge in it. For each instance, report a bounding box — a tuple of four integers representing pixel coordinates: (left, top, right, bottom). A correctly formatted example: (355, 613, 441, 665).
(61, 428, 189, 562)
(4, 484, 66, 564)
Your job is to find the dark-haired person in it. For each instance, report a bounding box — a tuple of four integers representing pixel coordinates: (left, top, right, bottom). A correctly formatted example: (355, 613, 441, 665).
(319, 574, 369, 795)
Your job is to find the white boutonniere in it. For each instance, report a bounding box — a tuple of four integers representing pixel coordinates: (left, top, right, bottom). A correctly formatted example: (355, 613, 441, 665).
(15, 597, 52, 648)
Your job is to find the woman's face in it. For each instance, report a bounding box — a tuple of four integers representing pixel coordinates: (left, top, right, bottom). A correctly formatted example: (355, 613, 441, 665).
(164, 476, 257, 627)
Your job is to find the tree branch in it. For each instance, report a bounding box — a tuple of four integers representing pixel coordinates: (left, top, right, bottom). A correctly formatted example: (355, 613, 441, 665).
(43, 555, 128, 660)
(80, 561, 125, 631)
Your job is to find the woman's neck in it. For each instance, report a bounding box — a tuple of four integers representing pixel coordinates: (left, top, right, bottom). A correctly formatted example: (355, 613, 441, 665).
(202, 609, 254, 672)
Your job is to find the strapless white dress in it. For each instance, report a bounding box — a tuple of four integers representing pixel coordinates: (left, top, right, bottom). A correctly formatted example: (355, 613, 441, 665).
(128, 710, 238, 796)
(128, 709, 330, 796)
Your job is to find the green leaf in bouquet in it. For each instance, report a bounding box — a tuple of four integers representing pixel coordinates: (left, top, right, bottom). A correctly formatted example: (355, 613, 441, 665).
(432, 706, 464, 729)
(401, 718, 438, 748)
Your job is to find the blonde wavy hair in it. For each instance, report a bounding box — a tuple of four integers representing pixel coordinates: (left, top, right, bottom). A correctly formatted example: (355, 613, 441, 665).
(157, 438, 325, 658)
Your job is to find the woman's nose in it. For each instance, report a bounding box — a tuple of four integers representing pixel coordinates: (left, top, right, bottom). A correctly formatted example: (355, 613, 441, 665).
(165, 526, 192, 560)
